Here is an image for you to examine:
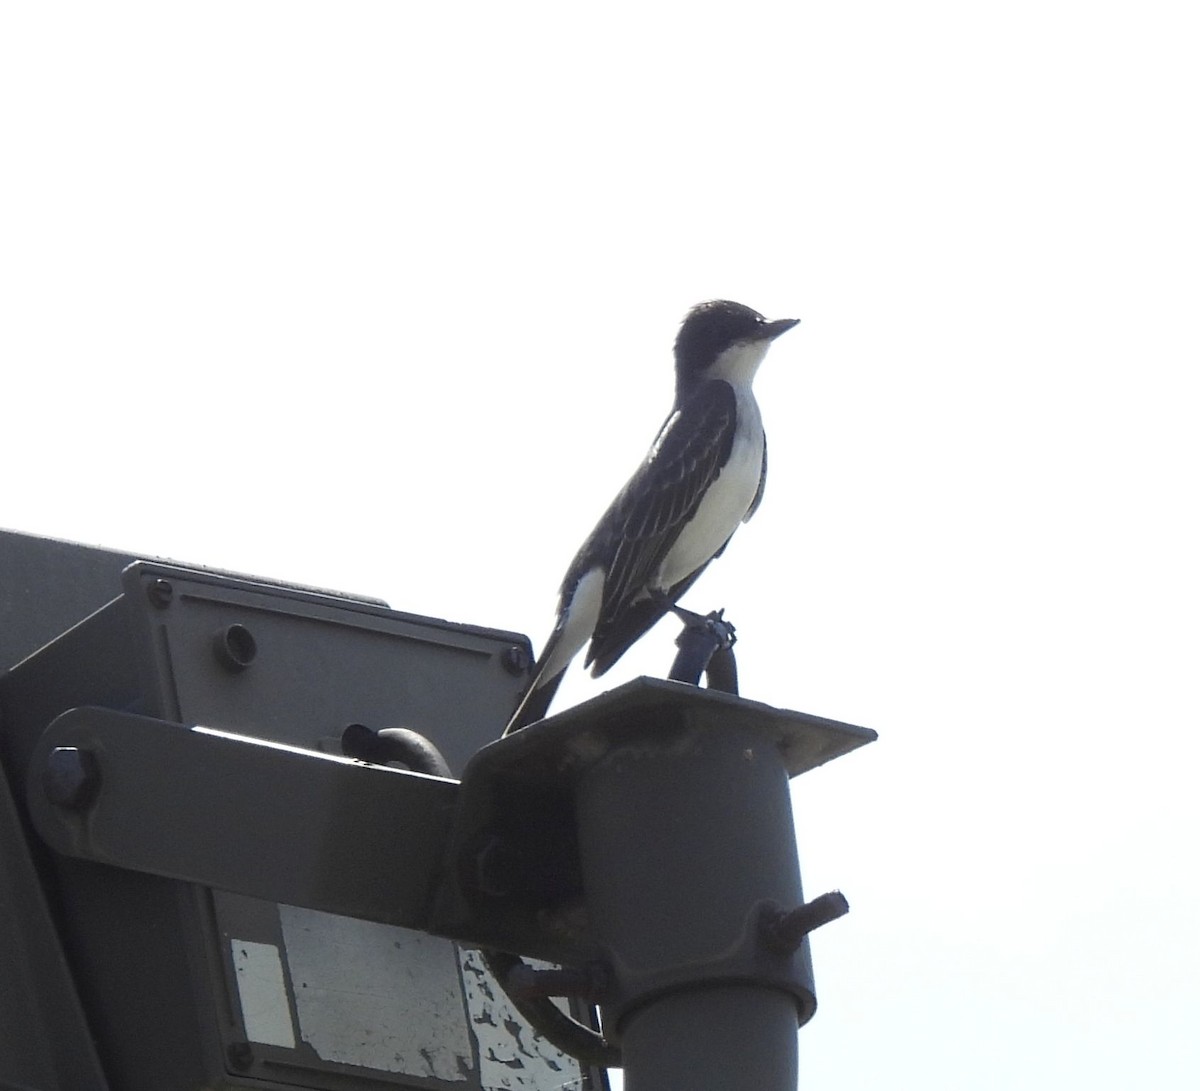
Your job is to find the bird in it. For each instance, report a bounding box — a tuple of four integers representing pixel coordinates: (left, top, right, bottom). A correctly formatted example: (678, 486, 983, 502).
(503, 299, 799, 735)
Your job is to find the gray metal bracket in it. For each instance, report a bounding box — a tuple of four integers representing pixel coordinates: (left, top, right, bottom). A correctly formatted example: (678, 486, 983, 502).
(434, 675, 875, 959)
(436, 677, 876, 1088)
(27, 680, 875, 971)
(28, 706, 458, 931)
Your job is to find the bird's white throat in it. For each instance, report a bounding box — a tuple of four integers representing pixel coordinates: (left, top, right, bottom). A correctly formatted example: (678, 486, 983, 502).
(707, 338, 772, 386)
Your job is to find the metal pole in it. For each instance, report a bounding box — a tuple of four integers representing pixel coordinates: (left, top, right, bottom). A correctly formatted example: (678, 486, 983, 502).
(574, 718, 811, 1091)
(619, 986, 798, 1091)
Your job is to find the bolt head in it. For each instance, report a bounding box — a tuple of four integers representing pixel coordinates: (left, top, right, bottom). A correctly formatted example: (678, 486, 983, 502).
(501, 645, 531, 676)
(44, 747, 101, 810)
(147, 578, 174, 608)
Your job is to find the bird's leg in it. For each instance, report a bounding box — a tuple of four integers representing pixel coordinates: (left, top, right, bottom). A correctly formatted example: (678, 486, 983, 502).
(656, 592, 739, 694)
(650, 590, 736, 645)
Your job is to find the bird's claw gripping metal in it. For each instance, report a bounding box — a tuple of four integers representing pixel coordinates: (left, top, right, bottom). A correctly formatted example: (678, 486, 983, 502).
(664, 601, 740, 693)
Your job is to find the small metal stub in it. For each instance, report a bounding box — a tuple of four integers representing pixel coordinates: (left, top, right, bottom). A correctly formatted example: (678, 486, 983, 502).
(760, 892, 851, 954)
(213, 624, 257, 673)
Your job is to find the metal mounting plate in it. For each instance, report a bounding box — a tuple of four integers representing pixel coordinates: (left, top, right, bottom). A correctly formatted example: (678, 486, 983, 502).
(474, 676, 877, 783)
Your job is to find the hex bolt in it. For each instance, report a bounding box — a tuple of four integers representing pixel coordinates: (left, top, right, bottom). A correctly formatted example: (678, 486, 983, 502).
(760, 891, 850, 954)
(501, 645, 531, 676)
(146, 578, 174, 608)
(474, 835, 519, 898)
(44, 747, 101, 810)
(213, 624, 257, 672)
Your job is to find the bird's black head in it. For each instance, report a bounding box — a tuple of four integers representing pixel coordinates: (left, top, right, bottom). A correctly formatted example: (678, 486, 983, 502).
(673, 300, 799, 390)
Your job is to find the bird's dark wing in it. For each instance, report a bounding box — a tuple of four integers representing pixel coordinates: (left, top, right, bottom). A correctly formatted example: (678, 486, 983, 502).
(585, 563, 711, 677)
(577, 380, 738, 675)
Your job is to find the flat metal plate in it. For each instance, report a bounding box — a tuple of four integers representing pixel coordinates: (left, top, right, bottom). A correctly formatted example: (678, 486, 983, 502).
(479, 677, 877, 782)
(121, 560, 531, 775)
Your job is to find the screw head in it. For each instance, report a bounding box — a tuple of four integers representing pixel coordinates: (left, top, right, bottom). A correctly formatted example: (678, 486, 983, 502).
(147, 578, 174, 608)
(44, 747, 101, 810)
(501, 645, 531, 676)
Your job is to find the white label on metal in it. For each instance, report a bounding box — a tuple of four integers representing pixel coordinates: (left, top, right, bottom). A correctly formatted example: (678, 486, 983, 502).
(279, 904, 473, 1080)
(230, 939, 296, 1049)
(457, 947, 584, 1090)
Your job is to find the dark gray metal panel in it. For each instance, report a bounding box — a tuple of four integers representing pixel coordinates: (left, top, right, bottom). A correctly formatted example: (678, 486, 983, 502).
(119, 561, 530, 775)
(0, 528, 393, 675)
(0, 528, 138, 672)
(0, 528, 393, 672)
(0, 528, 135, 672)
(0, 749, 110, 1091)
(1, 541, 601, 1091)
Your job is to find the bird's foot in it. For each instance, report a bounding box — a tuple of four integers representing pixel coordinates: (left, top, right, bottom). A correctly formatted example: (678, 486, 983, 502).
(649, 591, 736, 647)
(665, 603, 739, 693)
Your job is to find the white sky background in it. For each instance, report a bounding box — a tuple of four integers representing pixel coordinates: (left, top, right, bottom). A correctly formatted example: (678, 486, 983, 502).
(3, 3, 1198, 1088)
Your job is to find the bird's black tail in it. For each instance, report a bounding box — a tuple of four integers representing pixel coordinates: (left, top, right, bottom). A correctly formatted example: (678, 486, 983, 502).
(502, 663, 566, 736)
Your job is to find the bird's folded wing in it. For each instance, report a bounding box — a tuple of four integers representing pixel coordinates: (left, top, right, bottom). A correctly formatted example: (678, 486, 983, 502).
(584, 379, 737, 671)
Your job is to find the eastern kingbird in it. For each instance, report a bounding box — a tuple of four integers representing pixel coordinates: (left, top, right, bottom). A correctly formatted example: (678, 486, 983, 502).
(504, 300, 799, 735)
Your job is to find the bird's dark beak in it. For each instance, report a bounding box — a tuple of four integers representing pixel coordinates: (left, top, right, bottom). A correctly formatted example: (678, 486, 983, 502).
(761, 317, 800, 340)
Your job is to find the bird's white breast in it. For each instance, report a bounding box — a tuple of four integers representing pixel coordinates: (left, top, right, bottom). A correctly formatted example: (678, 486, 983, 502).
(654, 385, 764, 590)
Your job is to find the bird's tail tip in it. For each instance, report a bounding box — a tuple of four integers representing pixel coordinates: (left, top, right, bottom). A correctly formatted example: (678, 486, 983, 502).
(502, 670, 564, 736)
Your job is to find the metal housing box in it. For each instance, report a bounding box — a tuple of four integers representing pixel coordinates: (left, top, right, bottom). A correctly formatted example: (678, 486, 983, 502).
(1, 536, 599, 1091)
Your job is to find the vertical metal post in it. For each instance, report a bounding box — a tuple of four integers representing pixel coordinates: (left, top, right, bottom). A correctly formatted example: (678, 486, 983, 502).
(574, 720, 810, 1091)
(619, 987, 798, 1091)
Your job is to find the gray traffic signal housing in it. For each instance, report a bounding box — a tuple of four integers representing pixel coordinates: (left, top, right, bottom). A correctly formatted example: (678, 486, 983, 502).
(0, 530, 874, 1091)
